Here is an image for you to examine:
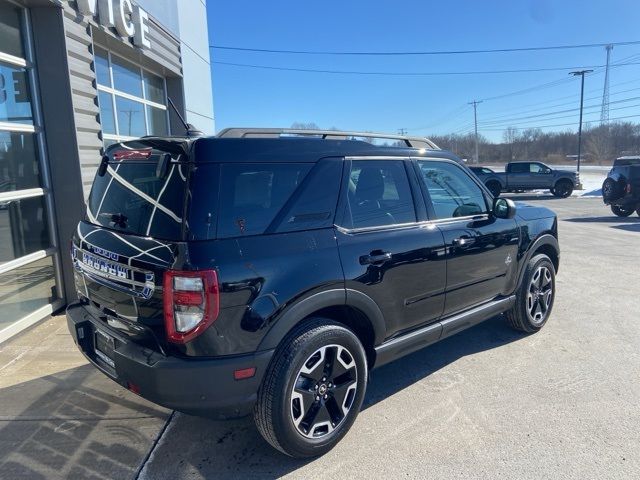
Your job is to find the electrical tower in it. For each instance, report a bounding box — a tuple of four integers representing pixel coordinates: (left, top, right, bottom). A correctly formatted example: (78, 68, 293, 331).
(600, 44, 613, 124)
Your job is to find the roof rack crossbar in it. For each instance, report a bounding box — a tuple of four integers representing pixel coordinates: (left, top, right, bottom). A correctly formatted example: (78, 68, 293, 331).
(216, 128, 439, 150)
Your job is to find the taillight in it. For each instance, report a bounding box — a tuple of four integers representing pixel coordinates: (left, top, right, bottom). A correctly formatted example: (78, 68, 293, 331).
(163, 270, 220, 344)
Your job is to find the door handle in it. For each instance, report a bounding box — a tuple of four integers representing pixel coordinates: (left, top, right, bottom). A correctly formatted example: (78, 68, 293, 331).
(452, 236, 475, 247)
(360, 250, 392, 265)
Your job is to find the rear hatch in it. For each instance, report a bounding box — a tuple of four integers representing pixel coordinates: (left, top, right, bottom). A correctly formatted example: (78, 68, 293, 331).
(71, 138, 192, 351)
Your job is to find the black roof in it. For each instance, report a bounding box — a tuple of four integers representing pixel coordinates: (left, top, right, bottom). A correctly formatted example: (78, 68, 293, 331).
(113, 136, 463, 164)
(190, 137, 460, 163)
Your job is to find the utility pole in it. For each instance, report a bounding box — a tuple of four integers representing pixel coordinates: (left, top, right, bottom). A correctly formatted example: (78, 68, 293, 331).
(397, 128, 407, 136)
(569, 70, 593, 174)
(600, 44, 613, 124)
(468, 100, 482, 164)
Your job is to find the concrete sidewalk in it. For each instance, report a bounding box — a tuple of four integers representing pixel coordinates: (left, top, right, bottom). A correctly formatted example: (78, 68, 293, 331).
(0, 316, 171, 480)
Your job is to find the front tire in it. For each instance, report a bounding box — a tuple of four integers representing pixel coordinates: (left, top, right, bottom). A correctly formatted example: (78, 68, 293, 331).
(254, 319, 368, 458)
(552, 180, 573, 198)
(506, 254, 556, 333)
(611, 205, 634, 217)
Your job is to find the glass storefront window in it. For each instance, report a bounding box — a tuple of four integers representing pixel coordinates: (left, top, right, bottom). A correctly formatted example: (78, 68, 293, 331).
(0, 4, 61, 341)
(112, 55, 143, 97)
(0, 195, 50, 264)
(0, 131, 42, 192)
(94, 47, 111, 87)
(0, 3, 25, 59)
(98, 91, 116, 134)
(115, 97, 146, 137)
(143, 71, 165, 104)
(94, 49, 169, 144)
(0, 63, 33, 124)
(146, 105, 168, 136)
(0, 256, 58, 330)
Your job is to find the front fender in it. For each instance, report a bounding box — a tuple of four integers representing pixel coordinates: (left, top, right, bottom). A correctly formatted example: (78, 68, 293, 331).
(515, 233, 560, 288)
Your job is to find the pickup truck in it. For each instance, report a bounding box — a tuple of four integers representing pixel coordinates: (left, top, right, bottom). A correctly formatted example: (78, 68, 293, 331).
(471, 162, 579, 198)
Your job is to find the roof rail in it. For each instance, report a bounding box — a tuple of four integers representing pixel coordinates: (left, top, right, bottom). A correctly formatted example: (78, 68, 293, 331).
(216, 128, 440, 150)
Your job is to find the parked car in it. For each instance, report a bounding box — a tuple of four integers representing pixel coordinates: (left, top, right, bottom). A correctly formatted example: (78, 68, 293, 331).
(602, 156, 640, 217)
(474, 161, 579, 198)
(67, 129, 560, 458)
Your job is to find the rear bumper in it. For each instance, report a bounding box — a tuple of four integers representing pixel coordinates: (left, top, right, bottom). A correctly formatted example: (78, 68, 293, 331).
(66, 302, 273, 418)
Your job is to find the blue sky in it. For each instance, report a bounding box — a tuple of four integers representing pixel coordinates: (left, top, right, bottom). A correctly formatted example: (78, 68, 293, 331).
(207, 0, 640, 142)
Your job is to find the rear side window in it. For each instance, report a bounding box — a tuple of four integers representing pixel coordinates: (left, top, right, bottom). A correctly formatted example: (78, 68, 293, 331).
(217, 163, 312, 238)
(342, 160, 416, 229)
(87, 160, 187, 240)
(509, 163, 528, 173)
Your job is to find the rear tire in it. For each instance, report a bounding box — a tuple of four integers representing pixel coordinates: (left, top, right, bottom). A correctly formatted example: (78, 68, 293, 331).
(486, 180, 502, 197)
(254, 319, 368, 458)
(552, 180, 573, 198)
(506, 254, 556, 333)
(611, 205, 635, 217)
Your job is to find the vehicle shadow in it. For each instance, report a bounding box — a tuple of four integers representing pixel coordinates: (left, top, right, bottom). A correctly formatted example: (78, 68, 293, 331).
(502, 194, 562, 201)
(0, 364, 169, 479)
(564, 216, 639, 224)
(141, 315, 526, 479)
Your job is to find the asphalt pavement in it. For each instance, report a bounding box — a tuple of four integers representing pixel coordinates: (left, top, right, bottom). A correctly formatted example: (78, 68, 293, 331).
(1, 195, 639, 479)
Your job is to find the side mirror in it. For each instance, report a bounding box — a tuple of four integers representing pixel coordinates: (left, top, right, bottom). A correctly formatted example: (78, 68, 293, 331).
(493, 197, 516, 219)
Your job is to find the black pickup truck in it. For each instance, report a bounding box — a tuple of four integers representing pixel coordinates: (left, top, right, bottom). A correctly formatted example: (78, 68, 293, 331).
(67, 130, 560, 458)
(472, 161, 579, 198)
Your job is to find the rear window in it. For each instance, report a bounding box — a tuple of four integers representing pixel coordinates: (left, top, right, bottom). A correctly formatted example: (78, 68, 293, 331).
(87, 151, 188, 240)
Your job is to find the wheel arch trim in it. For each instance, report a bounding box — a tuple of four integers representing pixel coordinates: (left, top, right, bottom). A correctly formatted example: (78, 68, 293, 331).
(517, 234, 560, 287)
(256, 288, 386, 351)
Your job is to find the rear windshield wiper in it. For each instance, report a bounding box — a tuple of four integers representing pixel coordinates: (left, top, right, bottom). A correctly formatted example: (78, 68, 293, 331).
(99, 212, 128, 228)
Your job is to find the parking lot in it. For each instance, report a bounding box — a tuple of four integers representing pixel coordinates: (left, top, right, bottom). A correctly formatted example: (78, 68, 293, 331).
(1, 195, 639, 480)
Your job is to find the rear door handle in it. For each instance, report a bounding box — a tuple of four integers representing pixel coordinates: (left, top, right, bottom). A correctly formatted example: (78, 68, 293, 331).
(360, 250, 392, 265)
(452, 236, 475, 247)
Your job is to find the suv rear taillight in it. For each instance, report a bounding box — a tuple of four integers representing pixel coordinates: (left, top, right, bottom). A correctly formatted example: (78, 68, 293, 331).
(163, 270, 219, 344)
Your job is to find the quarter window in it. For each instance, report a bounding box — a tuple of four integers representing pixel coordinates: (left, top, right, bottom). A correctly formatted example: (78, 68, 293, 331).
(94, 47, 169, 145)
(343, 160, 416, 229)
(418, 161, 488, 219)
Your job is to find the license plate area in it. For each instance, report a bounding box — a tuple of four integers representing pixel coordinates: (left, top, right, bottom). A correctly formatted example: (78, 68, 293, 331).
(94, 329, 116, 373)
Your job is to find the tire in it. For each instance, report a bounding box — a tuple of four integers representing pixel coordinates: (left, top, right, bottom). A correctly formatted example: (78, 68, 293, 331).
(254, 319, 368, 458)
(549, 188, 556, 196)
(505, 254, 556, 333)
(552, 180, 573, 198)
(486, 180, 502, 197)
(602, 177, 624, 202)
(611, 205, 635, 217)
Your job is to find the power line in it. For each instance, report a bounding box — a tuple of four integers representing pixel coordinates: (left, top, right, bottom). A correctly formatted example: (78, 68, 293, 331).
(212, 60, 640, 77)
(210, 40, 640, 56)
(481, 113, 640, 131)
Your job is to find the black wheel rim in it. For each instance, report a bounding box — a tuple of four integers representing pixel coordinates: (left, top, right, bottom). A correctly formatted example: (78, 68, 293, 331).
(290, 344, 358, 438)
(527, 266, 553, 325)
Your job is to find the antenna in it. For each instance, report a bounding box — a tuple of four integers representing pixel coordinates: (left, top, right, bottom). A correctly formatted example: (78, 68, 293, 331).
(600, 44, 613, 124)
(167, 98, 204, 137)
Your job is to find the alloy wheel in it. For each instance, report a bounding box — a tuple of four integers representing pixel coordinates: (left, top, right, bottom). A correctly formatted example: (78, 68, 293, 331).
(290, 344, 358, 439)
(527, 266, 553, 325)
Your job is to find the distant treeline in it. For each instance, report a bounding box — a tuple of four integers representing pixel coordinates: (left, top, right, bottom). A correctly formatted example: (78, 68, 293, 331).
(429, 122, 640, 164)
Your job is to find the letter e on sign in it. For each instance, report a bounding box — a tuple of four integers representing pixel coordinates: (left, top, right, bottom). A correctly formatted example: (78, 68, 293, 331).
(133, 6, 151, 49)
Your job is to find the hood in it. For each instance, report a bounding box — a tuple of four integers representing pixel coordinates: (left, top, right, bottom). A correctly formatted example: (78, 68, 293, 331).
(515, 202, 556, 221)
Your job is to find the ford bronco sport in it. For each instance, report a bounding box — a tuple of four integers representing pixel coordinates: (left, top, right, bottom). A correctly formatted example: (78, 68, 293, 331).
(67, 129, 560, 458)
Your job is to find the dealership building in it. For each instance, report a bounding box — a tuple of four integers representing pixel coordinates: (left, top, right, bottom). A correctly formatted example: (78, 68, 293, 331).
(0, 0, 214, 342)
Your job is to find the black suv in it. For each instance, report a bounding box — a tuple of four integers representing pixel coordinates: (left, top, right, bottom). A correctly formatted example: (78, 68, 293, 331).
(67, 130, 560, 458)
(602, 156, 640, 217)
